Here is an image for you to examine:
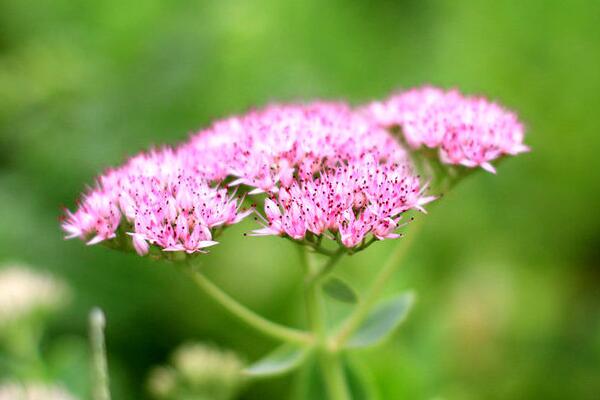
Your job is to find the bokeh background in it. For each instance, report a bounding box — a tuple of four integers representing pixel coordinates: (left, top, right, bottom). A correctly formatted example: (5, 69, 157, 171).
(1, 0, 599, 398)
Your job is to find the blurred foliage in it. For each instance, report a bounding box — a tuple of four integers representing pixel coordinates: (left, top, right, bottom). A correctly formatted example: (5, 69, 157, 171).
(0, 0, 599, 399)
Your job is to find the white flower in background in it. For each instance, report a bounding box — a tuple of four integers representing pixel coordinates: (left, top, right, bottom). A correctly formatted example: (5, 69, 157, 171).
(0, 265, 70, 327)
(148, 342, 244, 400)
(172, 342, 243, 387)
(0, 382, 78, 400)
(147, 367, 177, 399)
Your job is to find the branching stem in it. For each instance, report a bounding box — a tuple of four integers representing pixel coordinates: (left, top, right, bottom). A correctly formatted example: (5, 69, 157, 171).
(185, 263, 313, 345)
(300, 247, 350, 400)
(331, 217, 424, 349)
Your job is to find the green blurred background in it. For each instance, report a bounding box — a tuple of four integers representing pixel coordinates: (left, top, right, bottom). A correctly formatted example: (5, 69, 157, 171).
(1, 0, 599, 398)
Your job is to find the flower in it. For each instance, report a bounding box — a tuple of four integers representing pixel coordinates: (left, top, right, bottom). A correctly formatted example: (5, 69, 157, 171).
(172, 343, 243, 386)
(365, 86, 528, 173)
(62, 147, 251, 255)
(188, 102, 431, 247)
(0, 382, 77, 400)
(0, 265, 69, 327)
(188, 102, 407, 194)
(147, 367, 177, 399)
(147, 342, 244, 400)
(64, 101, 431, 255)
(252, 154, 434, 248)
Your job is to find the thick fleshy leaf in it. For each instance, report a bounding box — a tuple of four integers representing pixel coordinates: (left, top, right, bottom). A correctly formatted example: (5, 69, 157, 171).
(243, 344, 308, 378)
(346, 292, 415, 349)
(323, 277, 358, 304)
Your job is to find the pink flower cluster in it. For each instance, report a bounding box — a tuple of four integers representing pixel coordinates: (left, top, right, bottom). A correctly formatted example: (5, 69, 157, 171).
(187, 103, 430, 248)
(365, 86, 528, 173)
(186, 103, 407, 193)
(63, 148, 250, 255)
(252, 155, 434, 247)
(63, 87, 527, 255)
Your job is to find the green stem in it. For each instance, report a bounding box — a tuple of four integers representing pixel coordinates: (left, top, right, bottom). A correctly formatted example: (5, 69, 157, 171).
(90, 308, 111, 400)
(308, 247, 346, 285)
(320, 352, 351, 400)
(332, 217, 424, 349)
(301, 247, 350, 400)
(186, 266, 312, 345)
(304, 277, 325, 338)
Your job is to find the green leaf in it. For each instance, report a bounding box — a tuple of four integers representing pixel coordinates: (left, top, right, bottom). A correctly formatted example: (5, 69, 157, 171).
(346, 292, 415, 349)
(323, 277, 358, 304)
(242, 344, 309, 378)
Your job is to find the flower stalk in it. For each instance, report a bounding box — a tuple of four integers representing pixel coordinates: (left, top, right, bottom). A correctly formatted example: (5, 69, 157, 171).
(306, 247, 346, 285)
(319, 352, 351, 400)
(331, 217, 424, 350)
(300, 246, 350, 400)
(90, 308, 111, 400)
(185, 263, 313, 345)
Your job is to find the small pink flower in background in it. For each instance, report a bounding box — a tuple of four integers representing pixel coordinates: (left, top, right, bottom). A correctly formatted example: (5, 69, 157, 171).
(365, 86, 528, 173)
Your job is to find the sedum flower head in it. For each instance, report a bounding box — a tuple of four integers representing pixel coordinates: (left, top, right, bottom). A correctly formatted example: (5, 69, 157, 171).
(62, 147, 251, 256)
(64, 101, 435, 255)
(366, 86, 528, 173)
(0, 265, 69, 327)
(0, 382, 77, 400)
